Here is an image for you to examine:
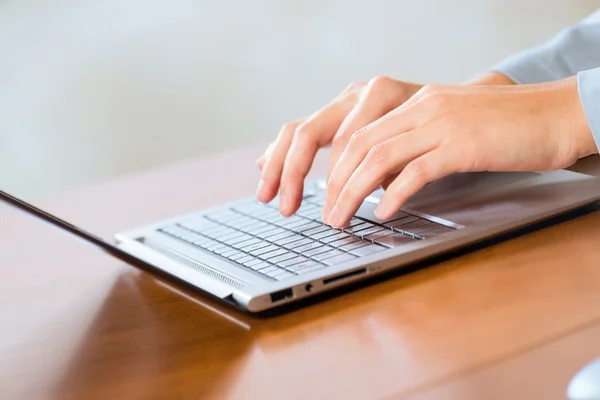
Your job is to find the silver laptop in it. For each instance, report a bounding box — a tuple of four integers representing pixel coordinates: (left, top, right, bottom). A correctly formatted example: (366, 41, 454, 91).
(114, 169, 600, 312)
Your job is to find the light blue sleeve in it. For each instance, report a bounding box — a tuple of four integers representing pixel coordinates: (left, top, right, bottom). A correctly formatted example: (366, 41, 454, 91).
(491, 9, 600, 153)
(578, 67, 600, 153)
(491, 9, 600, 84)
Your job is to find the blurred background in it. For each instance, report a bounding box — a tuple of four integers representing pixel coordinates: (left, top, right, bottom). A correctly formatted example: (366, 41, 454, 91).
(1, 0, 599, 201)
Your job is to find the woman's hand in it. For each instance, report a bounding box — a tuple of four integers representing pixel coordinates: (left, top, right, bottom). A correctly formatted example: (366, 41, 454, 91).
(322, 77, 597, 228)
(256, 77, 424, 216)
(256, 72, 515, 218)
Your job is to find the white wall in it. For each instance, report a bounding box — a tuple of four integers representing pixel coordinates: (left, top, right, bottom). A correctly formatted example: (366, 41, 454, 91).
(1, 0, 599, 200)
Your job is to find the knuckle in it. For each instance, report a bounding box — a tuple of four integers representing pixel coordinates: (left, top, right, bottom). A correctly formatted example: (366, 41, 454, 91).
(339, 185, 359, 204)
(293, 122, 314, 140)
(331, 132, 351, 150)
(343, 81, 366, 93)
(425, 91, 451, 109)
(420, 84, 442, 95)
(348, 128, 368, 148)
(367, 76, 392, 92)
(326, 178, 344, 195)
(279, 122, 298, 139)
(404, 159, 429, 184)
(365, 142, 388, 164)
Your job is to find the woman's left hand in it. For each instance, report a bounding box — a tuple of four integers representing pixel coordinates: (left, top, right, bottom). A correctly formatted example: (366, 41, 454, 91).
(323, 77, 598, 228)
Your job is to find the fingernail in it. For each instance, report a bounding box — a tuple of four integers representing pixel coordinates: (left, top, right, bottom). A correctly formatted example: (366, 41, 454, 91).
(256, 179, 266, 201)
(374, 203, 389, 220)
(279, 193, 290, 215)
(327, 205, 341, 227)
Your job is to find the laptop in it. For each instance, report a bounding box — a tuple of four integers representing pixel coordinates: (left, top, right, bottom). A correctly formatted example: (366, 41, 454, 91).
(109, 168, 600, 313)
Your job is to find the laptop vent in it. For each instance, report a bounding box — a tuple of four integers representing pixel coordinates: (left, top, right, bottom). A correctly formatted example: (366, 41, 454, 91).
(144, 242, 246, 289)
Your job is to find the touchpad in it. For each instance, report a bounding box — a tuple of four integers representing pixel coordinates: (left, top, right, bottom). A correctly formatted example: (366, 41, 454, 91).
(402, 171, 539, 208)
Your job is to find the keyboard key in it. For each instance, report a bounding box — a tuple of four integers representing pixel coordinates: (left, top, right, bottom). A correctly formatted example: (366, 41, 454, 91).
(419, 227, 455, 238)
(339, 241, 370, 252)
(289, 221, 321, 233)
(245, 258, 265, 267)
(232, 238, 261, 249)
(349, 243, 387, 256)
(322, 253, 357, 266)
(259, 265, 280, 275)
(286, 260, 321, 273)
(341, 218, 364, 229)
(229, 252, 248, 261)
(328, 236, 361, 248)
(259, 228, 290, 240)
(313, 249, 345, 261)
(246, 224, 279, 236)
(220, 233, 252, 246)
(240, 241, 271, 253)
(355, 201, 414, 224)
(211, 245, 230, 254)
(237, 255, 256, 264)
(275, 234, 306, 246)
(385, 216, 420, 229)
(268, 252, 298, 264)
(363, 229, 395, 242)
(283, 238, 313, 249)
(375, 233, 416, 248)
(355, 226, 386, 238)
(265, 268, 289, 279)
(408, 222, 442, 235)
(277, 255, 308, 268)
(291, 241, 325, 254)
(302, 246, 334, 258)
(393, 220, 430, 232)
(273, 271, 296, 280)
(343, 222, 374, 234)
(249, 244, 279, 256)
(261, 231, 295, 243)
(249, 261, 272, 271)
(320, 232, 352, 244)
(279, 217, 312, 230)
(310, 229, 341, 240)
(302, 225, 330, 236)
(221, 248, 243, 258)
(296, 264, 327, 275)
(258, 248, 288, 260)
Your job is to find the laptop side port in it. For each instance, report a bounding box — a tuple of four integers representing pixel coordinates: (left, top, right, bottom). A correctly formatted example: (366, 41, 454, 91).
(270, 288, 294, 303)
(323, 268, 368, 285)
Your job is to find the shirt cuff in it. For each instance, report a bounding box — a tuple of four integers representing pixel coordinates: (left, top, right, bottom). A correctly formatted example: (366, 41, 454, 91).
(490, 46, 566, 84)
(578, 67, 600, 154)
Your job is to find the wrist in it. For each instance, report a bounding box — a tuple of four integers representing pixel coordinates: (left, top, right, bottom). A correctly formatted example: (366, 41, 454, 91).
(465, 71, 516, 86)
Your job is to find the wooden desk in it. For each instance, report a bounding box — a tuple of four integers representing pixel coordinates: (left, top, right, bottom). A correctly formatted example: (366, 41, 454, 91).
(3, 146, 600, 400)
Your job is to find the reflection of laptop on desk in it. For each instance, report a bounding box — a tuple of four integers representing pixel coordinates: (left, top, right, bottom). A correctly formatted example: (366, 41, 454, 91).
(109, 169, 600, 313)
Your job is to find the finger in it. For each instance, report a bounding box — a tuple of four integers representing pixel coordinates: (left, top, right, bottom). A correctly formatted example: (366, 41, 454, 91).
(277, 84, 365, 216)
(322, 99, 428, 220)
(380, 175, 397, 190)
(327, 78, 413, 179)
(256, 156, 266, 170)
(374, 149, 457, 220)
(257, 119, 304, 203)
(256, 142, 276, 171)
(326, 128, 438, 227)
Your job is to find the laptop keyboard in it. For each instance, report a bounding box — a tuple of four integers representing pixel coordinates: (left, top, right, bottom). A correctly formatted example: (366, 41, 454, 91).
(157, 192, 455, 281)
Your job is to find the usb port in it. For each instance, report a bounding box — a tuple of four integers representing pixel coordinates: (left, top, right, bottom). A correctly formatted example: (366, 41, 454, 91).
(270, 288, 294, 303)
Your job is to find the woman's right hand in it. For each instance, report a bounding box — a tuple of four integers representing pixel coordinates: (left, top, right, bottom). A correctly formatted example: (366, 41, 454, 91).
(256, 72, 514, 217)
(256, 77, 423, 216)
